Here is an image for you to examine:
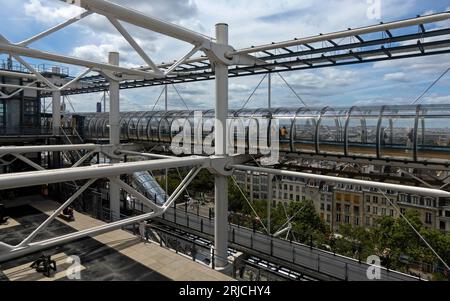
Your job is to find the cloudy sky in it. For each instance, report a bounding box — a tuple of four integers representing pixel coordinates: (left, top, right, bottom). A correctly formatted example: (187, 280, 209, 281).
(1, 0, 450, 112)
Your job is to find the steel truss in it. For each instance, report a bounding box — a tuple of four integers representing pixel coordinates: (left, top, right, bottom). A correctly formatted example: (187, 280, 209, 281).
(0, 144, 101, 170)
(0, 1, 450, 269)
(1, 153, 449, 262)
(37, 12, 450, 95)
(0, 155, 206, 262)
(1, 12, 450, 95)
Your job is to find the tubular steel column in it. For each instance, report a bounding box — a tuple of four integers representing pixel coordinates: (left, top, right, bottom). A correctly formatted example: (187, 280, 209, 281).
(165, 84, 168, 200)
(108, 52, 121, 221)
(214, 23, 229, 268)
(267, 173, 273, 234)
(52, 90, 61, 136)
(268, 72, 272, 109)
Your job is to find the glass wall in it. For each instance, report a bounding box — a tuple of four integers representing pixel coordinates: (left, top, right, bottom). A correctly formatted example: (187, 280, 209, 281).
(75, 104, 450, 163)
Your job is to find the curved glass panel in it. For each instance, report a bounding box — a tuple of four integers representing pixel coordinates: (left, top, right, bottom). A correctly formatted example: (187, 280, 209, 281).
(94, 118, 104, 139)
(88, 116, 97, 139)
(379, 106, 416, 160)
(159, 111, 181, 143)
(148, 113, 163, 142)
(417, 105, 450, 162)
(101, 118, 109, 138)
(292, 108, 319, 153)
(73, 104, 450, 163)
(137, 112, 155, 141)
(231, 109, 255, 152)
(272, 108, 294, 152)
(128, 113, 144, 140)
(317, 107, 346, 155)
(346, 107, 378, 157)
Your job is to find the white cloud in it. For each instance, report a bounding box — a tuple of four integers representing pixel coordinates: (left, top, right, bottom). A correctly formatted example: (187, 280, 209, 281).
(17, 0, 450, 111)
(420, 94, 450, 104)
(24, 0, 84, 23)
(383, 72, 409, 82)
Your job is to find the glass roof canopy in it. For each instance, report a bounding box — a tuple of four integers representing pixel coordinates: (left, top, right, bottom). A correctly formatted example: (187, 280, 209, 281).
(74, 104, 450, 163)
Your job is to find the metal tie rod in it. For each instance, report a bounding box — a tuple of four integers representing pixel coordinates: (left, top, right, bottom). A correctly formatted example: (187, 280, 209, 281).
(0, 144, 98, 155)
(232, 164, 450, 198)
(0, 156, 208, 190)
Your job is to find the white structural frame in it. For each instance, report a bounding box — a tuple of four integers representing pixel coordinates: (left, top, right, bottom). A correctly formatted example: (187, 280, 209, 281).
(0, 156, 206, 262)
(0, 0, 449, 268)
(0, 144, 102, 171)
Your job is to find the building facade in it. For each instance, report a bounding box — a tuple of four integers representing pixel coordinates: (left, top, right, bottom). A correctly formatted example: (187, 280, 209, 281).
(234, 170, 449, 233)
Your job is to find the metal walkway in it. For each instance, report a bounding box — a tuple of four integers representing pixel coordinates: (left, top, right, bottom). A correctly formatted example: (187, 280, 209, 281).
(157, 208, 421, 281)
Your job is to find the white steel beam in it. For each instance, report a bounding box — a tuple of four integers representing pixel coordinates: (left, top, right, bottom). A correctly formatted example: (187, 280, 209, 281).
(0, 70, 37, 79)
(65, 0, 211, 46)
(0, 82, 51, 92)
(0, 81, 39, 100)
(0, 156, 208, 190)
(145, 12, 450, 71)
(0, 35, 59, 90)
(12, 154, 45, 171)
(164, 45, 202, 75)
(59, 68, 93, 91)
(107, 17, 162, 74)
(0, 167, 201, 262)
(0, 144, 98, 155)
(235, 12, 450, 54)
(17, 11, 93, 47)
(119, 150, 176, 160)
(71, 150, 96, 168)
(232, 164, 450, 198)
(0, 42, 156, 78)
(110, 177, 162, 213)
(17, 179, 97, 248)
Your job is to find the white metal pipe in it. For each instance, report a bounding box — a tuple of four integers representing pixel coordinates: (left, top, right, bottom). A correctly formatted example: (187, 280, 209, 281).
(108, 52, 120, 146)
(268, 72, 271, 109)
(107, 17, 161, 74)
(232, 164, 450, 198)
(17, 11, 93, 47)
(59, 67, 92, 91)
(161, 167, 201, 210)
(110, 178, 162, 213)
(236, 12, 450, 54)
(0, 210, 158, 262)
(0, 156, 207, 190)
(0, 165, 202, 262)
(0, 42, 156, 78)
(139, 12, 450, 72)
(71, 150, 96, 168)
(119, 150, 176, 160)
(164, 45, 202, 75)
(0, 144, 98, 155)
(273, 223, 292, 238)
(0, 34, 60, 90)
(108, 51, 121, 221)
(52, 90, 61, 136)
(0, 81, 39, 100)
(69, 0, 210, 46)
(214, 23, 229, 268)
(17, 179, 97, 247)
(267, 173, 273, 234)
(13, 154, 45, 171)
(0, 83, 51, 92)
(0, 70, 37, 79)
